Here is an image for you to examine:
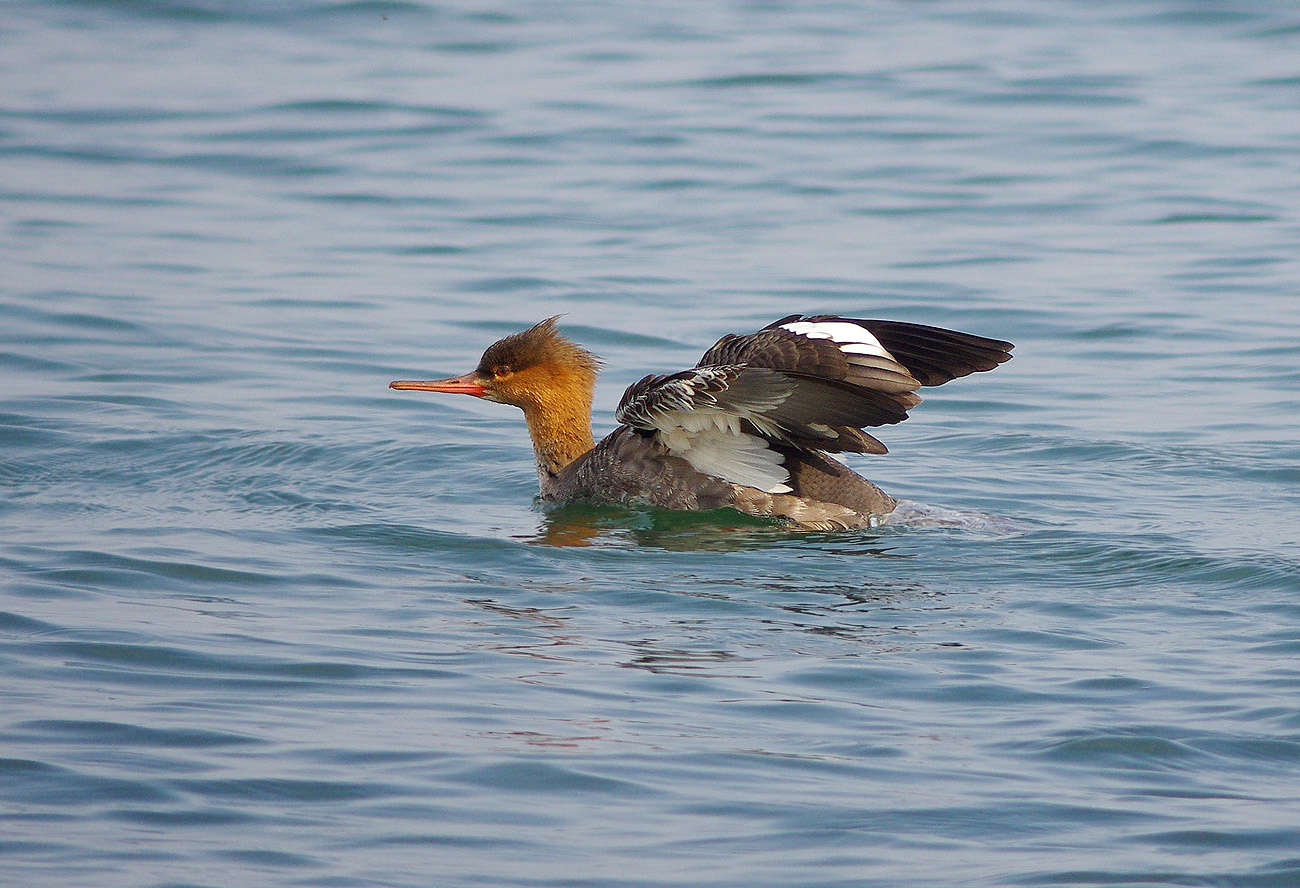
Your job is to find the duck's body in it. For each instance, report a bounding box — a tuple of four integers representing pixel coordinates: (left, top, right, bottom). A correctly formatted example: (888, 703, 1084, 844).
(391, 315, 1012, 530)
(545, 425, 896, 529)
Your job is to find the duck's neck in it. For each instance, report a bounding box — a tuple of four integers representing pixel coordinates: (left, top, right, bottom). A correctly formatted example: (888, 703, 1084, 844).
(520, 392, 595, 486)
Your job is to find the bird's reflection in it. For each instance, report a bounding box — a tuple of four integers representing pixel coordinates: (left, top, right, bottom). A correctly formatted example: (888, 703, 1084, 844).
(524, 502, 902, 554)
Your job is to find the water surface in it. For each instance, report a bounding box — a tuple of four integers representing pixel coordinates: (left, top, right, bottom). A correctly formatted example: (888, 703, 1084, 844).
(4, 1, 1300, 886)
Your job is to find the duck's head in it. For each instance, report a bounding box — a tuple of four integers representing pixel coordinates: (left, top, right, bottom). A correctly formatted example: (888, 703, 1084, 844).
(390, 317, 601, 414)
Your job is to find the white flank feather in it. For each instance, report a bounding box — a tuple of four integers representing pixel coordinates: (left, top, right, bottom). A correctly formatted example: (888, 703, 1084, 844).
(660, 427, 791, 493)
(780, 320, 892, 359)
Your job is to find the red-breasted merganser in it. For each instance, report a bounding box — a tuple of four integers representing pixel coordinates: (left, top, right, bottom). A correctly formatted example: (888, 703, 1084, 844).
(391, 315, 1013, 530)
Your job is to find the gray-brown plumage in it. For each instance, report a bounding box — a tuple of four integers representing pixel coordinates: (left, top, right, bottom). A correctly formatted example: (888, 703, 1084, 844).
(390, 314, 1013, 530)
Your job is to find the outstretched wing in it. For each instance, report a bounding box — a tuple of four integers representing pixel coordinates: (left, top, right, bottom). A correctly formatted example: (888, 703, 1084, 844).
(777, 315, 1016, 386)
(615, 315, 1013, 493)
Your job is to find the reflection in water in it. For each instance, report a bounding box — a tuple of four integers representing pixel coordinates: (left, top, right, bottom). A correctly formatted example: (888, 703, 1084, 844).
(483, 727, 611, 749)
(526, 502, 906, 552)
(526, 501, 1025, 549)
(619, 641, 747, 676)
(466, 571, 956, 683)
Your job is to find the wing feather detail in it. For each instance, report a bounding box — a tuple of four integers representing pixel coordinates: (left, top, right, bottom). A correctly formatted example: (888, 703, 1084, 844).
(794, 316, 1014, 386)
(695, 318, 926, 438)
(615, 367, 796, 492)
(612, 314, 1012, 492)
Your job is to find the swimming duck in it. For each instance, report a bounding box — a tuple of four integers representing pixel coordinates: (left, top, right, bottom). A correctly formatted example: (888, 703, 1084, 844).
(391, 315, 1012, 530)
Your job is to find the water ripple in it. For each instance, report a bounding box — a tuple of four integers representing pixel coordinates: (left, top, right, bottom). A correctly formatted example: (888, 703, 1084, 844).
(6, 1, 1300, 885)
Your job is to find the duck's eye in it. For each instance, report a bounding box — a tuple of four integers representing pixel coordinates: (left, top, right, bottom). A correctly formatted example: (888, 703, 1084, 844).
(492, 365, 512, 378)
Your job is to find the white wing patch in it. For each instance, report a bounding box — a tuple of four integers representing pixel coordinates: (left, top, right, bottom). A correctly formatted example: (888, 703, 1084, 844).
(660, 425, 792, 494)
(616, 370, 795, 493)
(780, 320, 893, 358)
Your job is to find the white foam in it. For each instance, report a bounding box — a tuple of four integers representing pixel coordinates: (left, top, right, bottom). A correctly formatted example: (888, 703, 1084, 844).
(879, 500, 1027, 534)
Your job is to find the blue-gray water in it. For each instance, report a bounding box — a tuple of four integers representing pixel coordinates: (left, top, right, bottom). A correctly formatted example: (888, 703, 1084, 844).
(4, 2, 1300, 886)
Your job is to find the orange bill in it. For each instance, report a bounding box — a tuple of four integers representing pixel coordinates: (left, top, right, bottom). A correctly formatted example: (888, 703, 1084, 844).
(389, 372, 486, 397)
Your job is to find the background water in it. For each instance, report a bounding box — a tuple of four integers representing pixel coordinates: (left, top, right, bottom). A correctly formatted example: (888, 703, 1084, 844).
(4, 1, 1300, 886)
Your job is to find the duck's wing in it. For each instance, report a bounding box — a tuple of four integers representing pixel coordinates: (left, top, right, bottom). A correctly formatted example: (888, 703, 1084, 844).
(615, 366, 801, 493)
(704, 315, 1014, 389)
(696, 315, 1012, 443)
(772, 315, 1016, 386)
(614, 315, 1013, 493)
